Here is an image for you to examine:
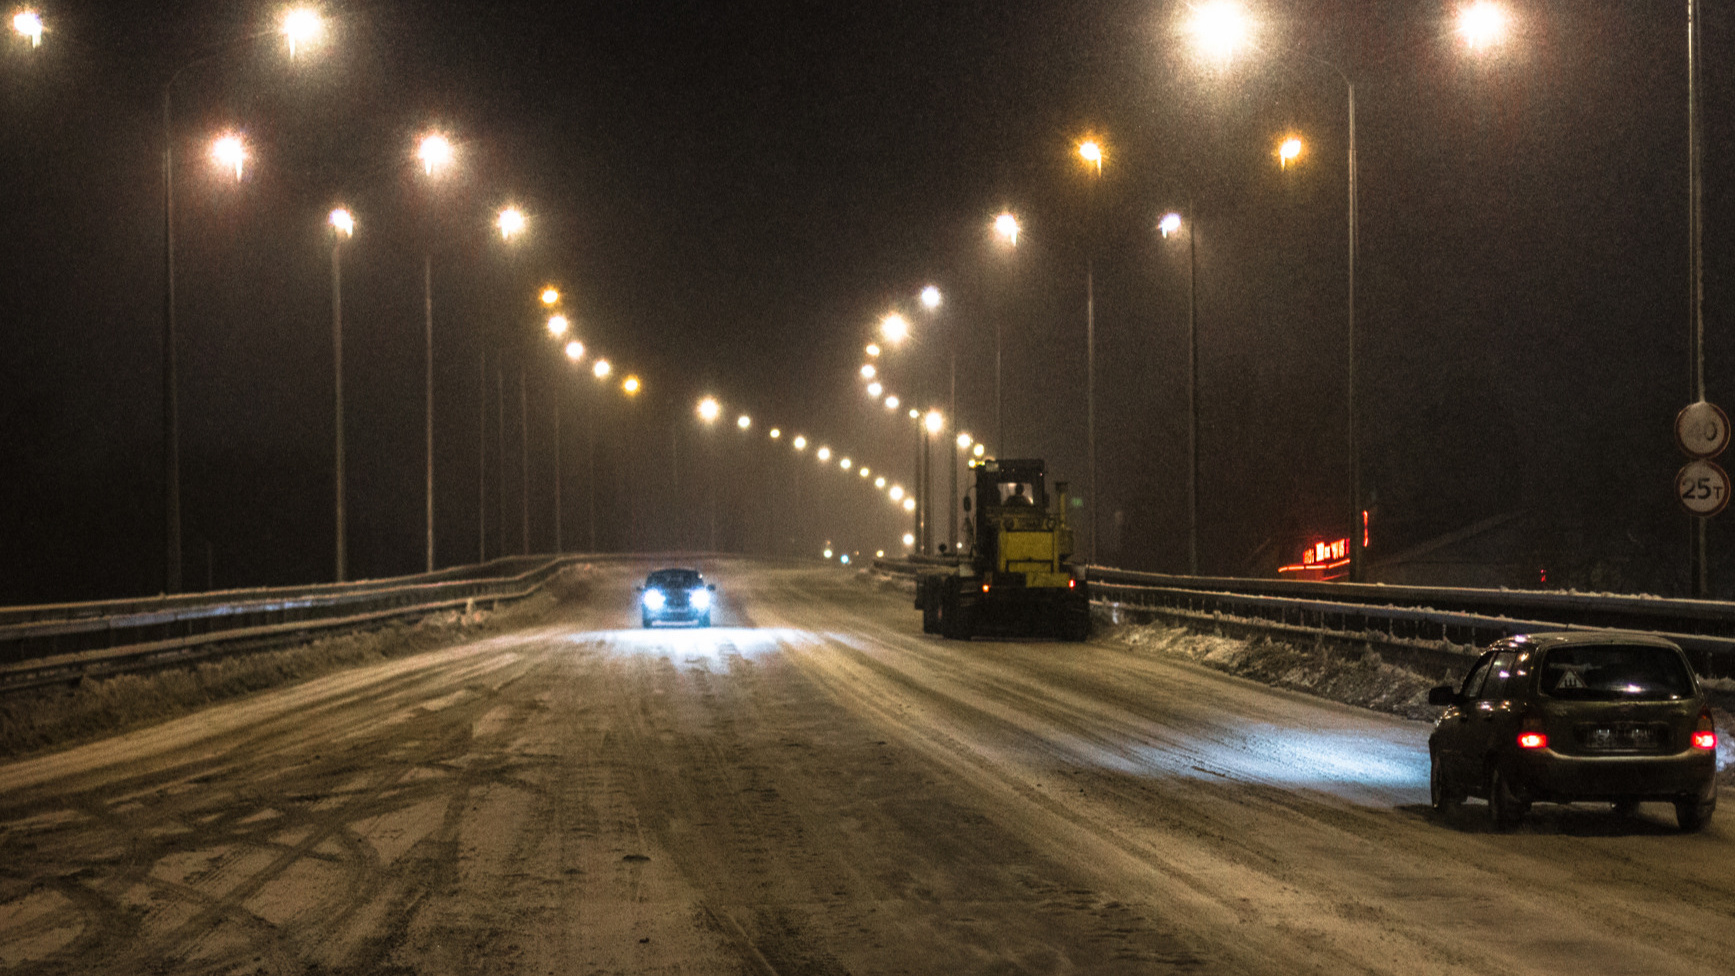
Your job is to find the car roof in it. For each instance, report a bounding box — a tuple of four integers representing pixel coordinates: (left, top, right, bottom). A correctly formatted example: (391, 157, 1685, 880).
(1493, 630, 1683, 652)
(648, 567, 702, 578)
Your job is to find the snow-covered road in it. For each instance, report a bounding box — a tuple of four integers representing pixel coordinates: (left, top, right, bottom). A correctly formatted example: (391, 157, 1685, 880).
(0, 559, 1729, 974)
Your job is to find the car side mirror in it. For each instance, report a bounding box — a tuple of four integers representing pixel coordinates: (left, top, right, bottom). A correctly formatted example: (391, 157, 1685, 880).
(1427, 685, 1458, 707)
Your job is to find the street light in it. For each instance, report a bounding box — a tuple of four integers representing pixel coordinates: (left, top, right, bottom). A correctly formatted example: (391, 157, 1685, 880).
(281, 7, 323, 57)
(1182, 1, 1254, 62)
(12, 10, 42, 46)
(737, 414, 752, 431)
(496, 206, 526, 240)
(1160, 210, 1201, 575)
(1077, 134, 1106, 565)
(1278, 136, 1304, 169)
(547, 313, 569, 337)
(622, 375, 641, 396)
(564, 340, 584, 361)
(697, 397, 721, 423)
(1455, 1, 1510, 51)
(211, 134, 248, 180)
(592, 358, 611, 380)
(540, 286, 560, 305)
(880, 313, 910, 345)
(328, 207, 353, 582)
(414, 131, 453, 573)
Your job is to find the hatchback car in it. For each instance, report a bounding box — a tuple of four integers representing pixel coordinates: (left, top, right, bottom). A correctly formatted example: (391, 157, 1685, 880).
(1428, 631, 1718, 831)
(638, 568, 715, 627)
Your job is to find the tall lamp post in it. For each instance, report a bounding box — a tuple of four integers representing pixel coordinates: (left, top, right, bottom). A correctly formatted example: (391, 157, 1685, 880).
(1076, 138, 1104, 565)
(992, 212, 1020, 455)
(414, 133, 454, 573)
(160, 8, 324, 593)
(328, 207, 354, 581)
(1160, 210, 1200, 576)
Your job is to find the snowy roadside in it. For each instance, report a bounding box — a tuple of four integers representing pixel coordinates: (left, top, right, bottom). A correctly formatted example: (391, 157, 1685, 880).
(1094, 613, 1735, 781)
(0, 564, 593, 760)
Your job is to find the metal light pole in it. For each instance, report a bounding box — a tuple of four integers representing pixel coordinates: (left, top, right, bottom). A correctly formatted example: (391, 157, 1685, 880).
(328, 208, 353, 581)
(423, 254, 435, 573)
(1688, 0, 1709, 596)
(1161, 209, 1200, 576)
(1078, 139, 1104, 565)
(993, 212, 1020, 456)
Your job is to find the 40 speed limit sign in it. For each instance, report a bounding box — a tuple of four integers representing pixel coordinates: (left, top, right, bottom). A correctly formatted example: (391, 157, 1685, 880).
(1677, 459, 1731, 517)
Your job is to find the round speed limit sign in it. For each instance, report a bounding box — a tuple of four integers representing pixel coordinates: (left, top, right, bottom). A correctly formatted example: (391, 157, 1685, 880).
(1677, 459, 1731, 517)
(1676, 401, 1730, 459)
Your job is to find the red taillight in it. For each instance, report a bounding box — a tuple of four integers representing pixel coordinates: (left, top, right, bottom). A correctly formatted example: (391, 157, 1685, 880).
(1068, 578, 1077, 589)
(981, 583, 991, 594)
(1516, 714, 1547, 750)
(1693, 710, 1717, 750)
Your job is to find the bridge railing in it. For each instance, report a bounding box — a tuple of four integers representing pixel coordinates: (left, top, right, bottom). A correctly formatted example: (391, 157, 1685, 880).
(873, 559, 1735, 679)
(0, 555, 591, 689)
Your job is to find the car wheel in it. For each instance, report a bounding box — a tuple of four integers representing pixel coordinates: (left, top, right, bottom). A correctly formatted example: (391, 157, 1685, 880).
(1487, 763, 1528, 831)
(1430, 749, 1460, 813)
(1676, 792, 1716, 832)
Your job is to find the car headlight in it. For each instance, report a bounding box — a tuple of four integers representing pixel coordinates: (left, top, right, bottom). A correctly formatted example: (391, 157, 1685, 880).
(689, 588, 712, 611)
(642, 589, 666, 611)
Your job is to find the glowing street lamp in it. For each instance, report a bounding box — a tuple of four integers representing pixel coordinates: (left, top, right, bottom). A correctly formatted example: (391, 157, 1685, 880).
(417, 133, 454, 176)
(875, 476, 887, 489)
(281, 7, 323, 58)
(865, 343, 881, 358)
(921, 285, 941, 310)
(496, 206, 526, 241)
(817, 447, 832, 462)
(547, 313, 569, 337)
(540, 287, 560, 305)
(1456, 1, 1511, 52)
(880, 312, 910, 345)
(885, 395, 899, 410)
(903, 497, 917, 513)
(211, 135, 248, 180)
(564, 340, 584, 361)
(994, 212, 1020, 247)
(902, 533, 916, 548)
(737, 414, 752, 430)
(1183, 1, 1254, 62)
(13, 10, 43, 47)
(622, 375, 641, 396)
(1278, 136, 1304, 169)
(867, 381, 883, 397)
(697, 397, 721, 423)
(924, 410, 944, 435)
(1159, 212, 1183, 238)
(769, 428, 781, 439)
(1077, 139, 1104, 175)
(592, 359, 611, 380)
(956, 432, 972, 451)
(793, 435, 808, 450)
(889, 485, 905, 502)
(860, 363, 877, 380)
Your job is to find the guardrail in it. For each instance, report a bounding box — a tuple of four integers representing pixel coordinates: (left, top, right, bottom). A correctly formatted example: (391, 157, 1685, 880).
(0, 555, 587, 691)
(873, 559, 1735, 680)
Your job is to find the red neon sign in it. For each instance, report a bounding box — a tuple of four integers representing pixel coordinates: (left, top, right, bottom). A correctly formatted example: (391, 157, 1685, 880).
(1279, 537, 1350, 576)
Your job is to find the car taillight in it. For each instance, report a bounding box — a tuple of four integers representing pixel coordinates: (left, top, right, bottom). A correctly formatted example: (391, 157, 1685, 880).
(1068, 578, 1077, 589)
(1693, 710, 1717, 750)
(981, 583, 991, 593)
(1517, 714, 1547, 750)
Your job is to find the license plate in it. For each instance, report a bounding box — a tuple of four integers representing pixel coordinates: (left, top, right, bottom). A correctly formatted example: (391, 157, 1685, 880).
(1584, 725, 1660, 750)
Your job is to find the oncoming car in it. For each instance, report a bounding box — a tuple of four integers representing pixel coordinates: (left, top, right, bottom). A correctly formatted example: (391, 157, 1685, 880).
(638, 568, 715, 627)
(1427, 631, 1718, 831)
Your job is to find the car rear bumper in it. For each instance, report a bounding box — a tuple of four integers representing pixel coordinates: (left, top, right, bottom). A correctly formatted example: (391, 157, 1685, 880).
(1513, 749, 1716, 802)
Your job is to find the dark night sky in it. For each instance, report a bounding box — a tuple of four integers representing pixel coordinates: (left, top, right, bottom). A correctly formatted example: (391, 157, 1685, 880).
(2, 1, 1733, 604)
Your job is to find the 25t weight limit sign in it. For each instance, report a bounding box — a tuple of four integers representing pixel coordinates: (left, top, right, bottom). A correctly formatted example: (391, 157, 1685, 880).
(1677, 459, 1731, 517)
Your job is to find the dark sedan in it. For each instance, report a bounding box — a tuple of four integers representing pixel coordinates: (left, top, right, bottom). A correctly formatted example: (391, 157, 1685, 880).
(1428, 631, 1718, 831)
(639, 568, 715, 627)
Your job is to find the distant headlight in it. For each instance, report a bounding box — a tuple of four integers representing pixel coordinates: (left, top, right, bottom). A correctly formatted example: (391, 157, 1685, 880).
(689, 588, 712, 611)
(642, 589, 666, 610)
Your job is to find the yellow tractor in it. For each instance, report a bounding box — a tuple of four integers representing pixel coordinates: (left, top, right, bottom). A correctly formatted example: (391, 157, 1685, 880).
(915, 458, 1091, 640)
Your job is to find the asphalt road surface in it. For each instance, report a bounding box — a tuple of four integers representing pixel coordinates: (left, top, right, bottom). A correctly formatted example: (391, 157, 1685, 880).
(0, 559, 1730, 975)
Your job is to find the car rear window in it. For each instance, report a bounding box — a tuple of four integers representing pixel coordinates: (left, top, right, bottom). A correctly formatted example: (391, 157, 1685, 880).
(649, 571, 700, 588)
(1539, 644, 1696, 701)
